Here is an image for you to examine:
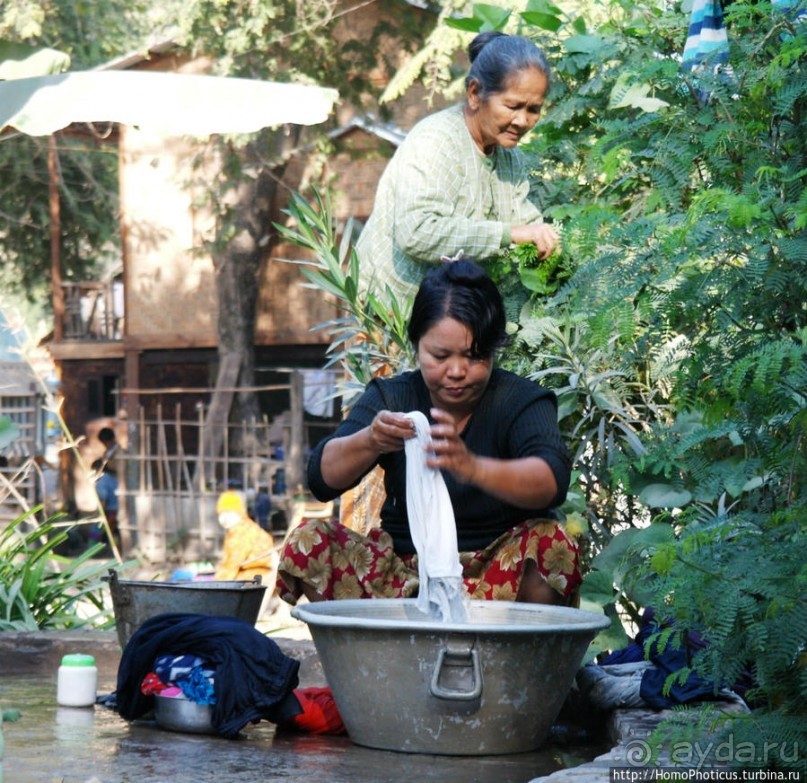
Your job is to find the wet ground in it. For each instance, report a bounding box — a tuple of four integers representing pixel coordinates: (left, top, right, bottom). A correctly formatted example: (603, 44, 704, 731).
(1, 673, 606, 783)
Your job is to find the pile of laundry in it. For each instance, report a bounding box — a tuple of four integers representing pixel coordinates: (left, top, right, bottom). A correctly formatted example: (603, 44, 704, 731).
(139, 655, 217, 705)
(576, 608, 752, 713)
(109, 612, 344, 738)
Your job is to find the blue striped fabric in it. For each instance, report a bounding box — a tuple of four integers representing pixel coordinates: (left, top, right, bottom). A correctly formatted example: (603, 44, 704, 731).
(771, 0, 807, 22)
(682, 0, 729, 69)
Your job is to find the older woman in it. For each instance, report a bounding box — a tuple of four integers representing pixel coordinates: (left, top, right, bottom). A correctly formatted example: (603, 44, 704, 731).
(278, 261, 580, 606)
(357, 31, 559, 301)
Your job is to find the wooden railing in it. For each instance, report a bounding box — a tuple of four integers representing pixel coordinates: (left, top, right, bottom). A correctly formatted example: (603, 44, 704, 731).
(116, 399, 338, 562)
(61, 280, 123, 341)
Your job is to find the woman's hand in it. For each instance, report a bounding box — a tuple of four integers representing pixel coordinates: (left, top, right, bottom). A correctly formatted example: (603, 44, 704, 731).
(320, 410, 414, 490)
(425, 408, 478, 483)
(510, 222, 559, 260)
(367, 410, 416, 455)
(426, 408, 559, 508)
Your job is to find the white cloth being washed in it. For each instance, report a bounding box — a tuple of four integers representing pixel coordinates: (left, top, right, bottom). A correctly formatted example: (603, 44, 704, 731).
(404, 411, 467, 622)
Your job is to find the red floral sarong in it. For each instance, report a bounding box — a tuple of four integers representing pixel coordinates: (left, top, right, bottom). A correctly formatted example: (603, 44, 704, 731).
(277, 518, 581, 604)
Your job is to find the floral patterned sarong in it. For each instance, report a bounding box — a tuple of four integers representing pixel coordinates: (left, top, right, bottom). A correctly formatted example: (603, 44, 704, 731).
(277, 518, 581, 604)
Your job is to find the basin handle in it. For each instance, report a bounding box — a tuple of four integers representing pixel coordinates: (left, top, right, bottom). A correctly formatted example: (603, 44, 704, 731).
(429, 645, 483, 701)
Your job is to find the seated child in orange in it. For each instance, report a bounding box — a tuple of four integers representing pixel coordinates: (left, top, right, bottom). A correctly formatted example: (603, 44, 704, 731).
(214, 490, 275, 583)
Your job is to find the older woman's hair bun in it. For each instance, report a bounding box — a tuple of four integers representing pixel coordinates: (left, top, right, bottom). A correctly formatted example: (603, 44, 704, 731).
(466, 32, 551, 97)
(468, 30, 507, 63)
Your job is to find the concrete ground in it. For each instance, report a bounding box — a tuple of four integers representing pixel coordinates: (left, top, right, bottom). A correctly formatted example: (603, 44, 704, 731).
(2, 564, 743, 783)
(0, 626, 613, 783)
(3, 620, 749, 783)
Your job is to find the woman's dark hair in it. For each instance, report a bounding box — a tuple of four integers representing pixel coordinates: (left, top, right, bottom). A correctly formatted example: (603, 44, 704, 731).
(408, 260, 508, 359)
(465, 31, 551, 97)
(98, 427, 116, 445)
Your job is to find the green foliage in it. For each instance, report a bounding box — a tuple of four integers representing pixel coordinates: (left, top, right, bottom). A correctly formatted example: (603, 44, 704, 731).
(275, 189, 415, 401)
(0, 510, 116, 631)
(0, 135, 121, 302)
(0, 0, 162, 303)
(485, 0, 806, 765)
(178, 0, 430, 114)
(490, 241, 573, 297)
(636, 508, 807, 772)
(315, 0, 806, 765)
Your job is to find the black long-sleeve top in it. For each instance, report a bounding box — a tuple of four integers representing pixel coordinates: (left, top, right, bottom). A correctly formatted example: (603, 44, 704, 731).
(307, 369, 571, 555)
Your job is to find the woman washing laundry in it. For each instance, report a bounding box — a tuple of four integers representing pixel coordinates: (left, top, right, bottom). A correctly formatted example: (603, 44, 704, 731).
(277, 260, 580, 606)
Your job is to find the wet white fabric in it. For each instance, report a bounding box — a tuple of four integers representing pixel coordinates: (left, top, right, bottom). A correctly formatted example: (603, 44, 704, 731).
(404, 411, 467, 622)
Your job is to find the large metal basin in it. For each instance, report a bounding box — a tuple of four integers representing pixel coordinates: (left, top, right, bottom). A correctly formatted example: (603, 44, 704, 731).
(105, 569, 266, 648)
(291, 599, 609, 756)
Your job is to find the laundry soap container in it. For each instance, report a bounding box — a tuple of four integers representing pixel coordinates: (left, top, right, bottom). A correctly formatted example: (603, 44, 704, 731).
(57, 654, 98, 707)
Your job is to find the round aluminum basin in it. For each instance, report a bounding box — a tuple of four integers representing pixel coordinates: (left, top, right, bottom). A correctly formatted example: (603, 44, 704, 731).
(291, 599, 609, 756)
(154, 695, 215, 734)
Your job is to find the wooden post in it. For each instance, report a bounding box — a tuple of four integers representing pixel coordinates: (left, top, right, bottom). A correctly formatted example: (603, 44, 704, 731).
(195, 353, 240, 485)
(48, 136, 64, 344)
(288, 370, 304, 493)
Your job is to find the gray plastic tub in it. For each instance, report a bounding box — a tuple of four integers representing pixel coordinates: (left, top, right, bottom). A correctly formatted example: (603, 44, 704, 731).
(105, 569, 266, 648)
(291, 598, 609, 756)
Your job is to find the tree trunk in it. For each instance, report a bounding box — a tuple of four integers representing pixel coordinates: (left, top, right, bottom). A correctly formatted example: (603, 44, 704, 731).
(207, 131, 300, 471)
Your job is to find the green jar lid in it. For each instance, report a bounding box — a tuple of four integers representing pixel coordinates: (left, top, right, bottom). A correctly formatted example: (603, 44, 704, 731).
(61, 653, 96, 667)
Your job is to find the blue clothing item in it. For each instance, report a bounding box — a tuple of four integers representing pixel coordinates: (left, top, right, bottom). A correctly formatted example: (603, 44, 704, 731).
(599, 608, 754, 709)
(115, 613, 301, 738)
(153, 654, 216, 706)
(154, 654, 206, 682)
(254, 490, 271, 530)
(95, 471, 119, 512)
(682, 0, 728, 70)
(178, 666, 217, 705)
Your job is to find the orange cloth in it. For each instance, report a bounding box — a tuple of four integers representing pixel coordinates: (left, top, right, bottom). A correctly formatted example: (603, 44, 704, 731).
(215, 516, 275, 582)
(339, 464, 386, 535)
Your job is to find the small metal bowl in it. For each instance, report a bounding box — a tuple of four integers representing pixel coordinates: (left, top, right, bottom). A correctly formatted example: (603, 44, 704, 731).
(154, 695, 215, 734)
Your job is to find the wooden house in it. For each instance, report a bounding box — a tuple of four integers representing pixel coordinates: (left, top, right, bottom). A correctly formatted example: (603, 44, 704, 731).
(44, 0, 446, 560)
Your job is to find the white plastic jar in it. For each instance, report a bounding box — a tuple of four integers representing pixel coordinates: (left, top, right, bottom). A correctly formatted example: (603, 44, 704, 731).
(57, 653, 98, 707)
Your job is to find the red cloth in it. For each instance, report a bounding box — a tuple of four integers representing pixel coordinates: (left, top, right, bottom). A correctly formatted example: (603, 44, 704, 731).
(140, 672, 167, 695)
(288, 687, 346, 735)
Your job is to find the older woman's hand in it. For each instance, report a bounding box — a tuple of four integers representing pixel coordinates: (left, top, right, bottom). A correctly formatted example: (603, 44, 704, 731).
(510, 222, 559, 260)
(367, 410, 416, 454)
(425, 408, 478, 483)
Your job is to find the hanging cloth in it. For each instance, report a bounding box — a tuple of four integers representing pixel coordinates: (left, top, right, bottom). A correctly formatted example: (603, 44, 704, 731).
(682, 0, 729, 70)
(404, 411, 467, 623)
(771, 0, 807, 25)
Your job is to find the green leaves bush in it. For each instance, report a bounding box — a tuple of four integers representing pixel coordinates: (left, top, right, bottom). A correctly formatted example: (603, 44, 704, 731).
(275, 190, 415, 399)
(499, 0, 806, 769)
(281, 0, 805, 768)
(0, 511, 114, 631)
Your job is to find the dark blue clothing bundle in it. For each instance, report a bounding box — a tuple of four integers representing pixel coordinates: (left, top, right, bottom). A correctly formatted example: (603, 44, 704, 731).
(600, 608, 753, 708)
(115, 613, 300, 738)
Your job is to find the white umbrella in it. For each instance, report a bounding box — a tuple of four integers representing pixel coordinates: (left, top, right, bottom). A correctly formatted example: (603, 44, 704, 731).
(0, 66, 338, 353)
(0, 70, 338, 137)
